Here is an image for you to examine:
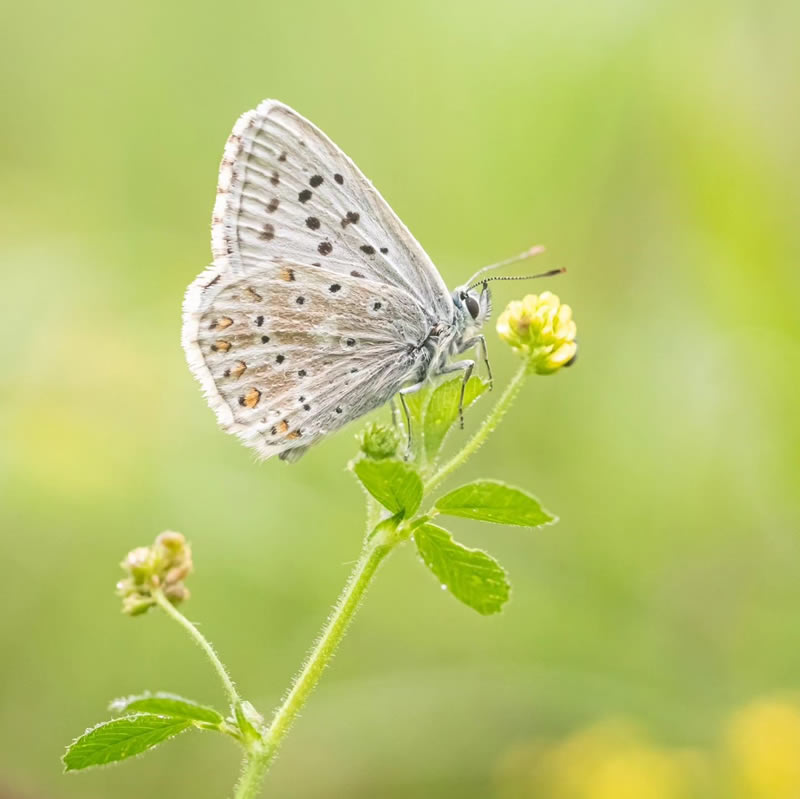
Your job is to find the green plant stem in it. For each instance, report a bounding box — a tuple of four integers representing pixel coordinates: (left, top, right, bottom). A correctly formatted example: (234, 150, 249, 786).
(365, 495, 381, 534)
(153, 589, 242, 712)
(232, 537, 395, 799)
(425, 361, 528, 495)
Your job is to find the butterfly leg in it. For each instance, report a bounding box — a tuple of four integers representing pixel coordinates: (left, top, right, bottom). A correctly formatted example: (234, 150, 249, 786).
(398, 380, 426, 458)
(438, 359, 475, 429)
(457, 335, 493, 390)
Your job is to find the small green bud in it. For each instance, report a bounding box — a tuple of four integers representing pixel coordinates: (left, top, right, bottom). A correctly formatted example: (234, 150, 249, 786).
(156, 530, 187, 553)
(121, 594, 156, 616)
(359, 422, 400, 460)
(163, 583, 191, 603)
(496, 291, 578, 375)
(117, 531, 193, 616)
(123, 546, 155, 583)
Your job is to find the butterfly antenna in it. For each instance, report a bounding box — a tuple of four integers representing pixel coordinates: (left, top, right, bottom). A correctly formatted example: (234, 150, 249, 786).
(468, 267, 565, 291)
(464, 245, 546, 287)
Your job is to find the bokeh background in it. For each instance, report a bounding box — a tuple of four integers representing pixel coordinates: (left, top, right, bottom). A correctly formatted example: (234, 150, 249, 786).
(2, 0, 799, 796)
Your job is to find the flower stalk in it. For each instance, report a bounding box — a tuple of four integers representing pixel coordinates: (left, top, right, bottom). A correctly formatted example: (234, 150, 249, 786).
(152, 589, 243, 715)
(233, 534, 399, 799)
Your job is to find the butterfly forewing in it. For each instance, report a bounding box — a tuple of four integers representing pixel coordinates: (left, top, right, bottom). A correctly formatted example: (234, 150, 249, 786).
(213, 100, 451, 322)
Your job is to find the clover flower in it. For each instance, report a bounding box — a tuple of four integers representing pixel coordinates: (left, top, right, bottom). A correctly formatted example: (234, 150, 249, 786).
(496, 291, 577, 374)
(116, 531, 193, 616)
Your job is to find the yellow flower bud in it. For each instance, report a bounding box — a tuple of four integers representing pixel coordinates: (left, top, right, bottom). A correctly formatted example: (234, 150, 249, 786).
(496, 291, 578, 375)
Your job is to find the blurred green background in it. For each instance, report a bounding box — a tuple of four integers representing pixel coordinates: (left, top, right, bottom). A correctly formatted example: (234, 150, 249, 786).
(2, 0, 799, 796)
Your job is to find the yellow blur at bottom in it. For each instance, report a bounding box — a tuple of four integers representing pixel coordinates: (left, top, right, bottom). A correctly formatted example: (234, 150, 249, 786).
(726, 701, 800, 799)
(495, 698, 800, 799)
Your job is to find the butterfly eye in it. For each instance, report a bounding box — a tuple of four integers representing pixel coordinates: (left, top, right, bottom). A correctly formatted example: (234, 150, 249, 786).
(465, 294, 480, 320)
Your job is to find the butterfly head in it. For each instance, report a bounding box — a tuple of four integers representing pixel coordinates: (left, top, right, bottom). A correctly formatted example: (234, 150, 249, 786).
(454, 264, 567, 338)
(452, 282, 492, 334)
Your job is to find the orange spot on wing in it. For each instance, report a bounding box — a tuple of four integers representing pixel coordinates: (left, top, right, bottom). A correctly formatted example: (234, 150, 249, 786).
(229, 361, 247, 379)
(243, 387, 261, 409)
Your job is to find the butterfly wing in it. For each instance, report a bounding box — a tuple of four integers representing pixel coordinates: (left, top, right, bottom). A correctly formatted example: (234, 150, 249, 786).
(184, 261, 429, 460)
(210, 99, 453, 323)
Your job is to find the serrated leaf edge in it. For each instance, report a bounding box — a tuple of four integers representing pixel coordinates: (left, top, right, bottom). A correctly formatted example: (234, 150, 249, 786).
(434, 478, 558, 528)
(109, 690, 224, 724)
(63, 713, 193, 772)
(413, 523, 512, 616)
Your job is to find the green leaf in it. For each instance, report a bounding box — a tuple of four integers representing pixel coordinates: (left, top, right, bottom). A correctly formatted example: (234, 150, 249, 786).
(109, 692, 224, 726)
(423, 376, 489, 460)
(367, 510, 404, 542)
(353, 458, 423, 516)
(435, 480, 556, 527)
(63, 714, 191, 771)
(401, 387, 430, 429)
(414, 523, 510, 615)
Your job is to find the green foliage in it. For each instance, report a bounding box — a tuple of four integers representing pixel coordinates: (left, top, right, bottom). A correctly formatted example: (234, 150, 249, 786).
(423, 377, 489, 461)
(109, 692, 225, 726)
(435, 480, 555, 527)
(63, 715, 192, 771)
(413, 523, 510, 615)
(367, 511, 404, 541)
(352, 458, 423, 516)
(400, 389, 428, 431)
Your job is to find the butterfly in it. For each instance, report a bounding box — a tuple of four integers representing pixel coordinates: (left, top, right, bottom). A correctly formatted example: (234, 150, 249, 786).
(182, 100, 557, 462)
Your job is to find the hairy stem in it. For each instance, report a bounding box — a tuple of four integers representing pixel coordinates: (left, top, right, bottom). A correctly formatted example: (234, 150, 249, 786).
(425, 361, 527, 494)
(153, 589, 242, 713)
(232, 536, 395, 798)
(365, 495, 382, 534)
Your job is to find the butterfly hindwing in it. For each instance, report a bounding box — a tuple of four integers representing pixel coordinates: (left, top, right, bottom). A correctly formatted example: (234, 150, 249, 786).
(186, 261, 429, 459)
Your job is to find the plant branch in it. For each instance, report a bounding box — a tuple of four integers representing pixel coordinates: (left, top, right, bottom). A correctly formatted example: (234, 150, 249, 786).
(425, 361, 527, 495)
(153, 589, 242, 713)
(232, 535, 396, 798)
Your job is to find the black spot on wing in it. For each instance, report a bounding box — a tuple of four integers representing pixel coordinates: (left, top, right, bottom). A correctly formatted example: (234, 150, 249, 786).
(341, 211, 360, 228)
